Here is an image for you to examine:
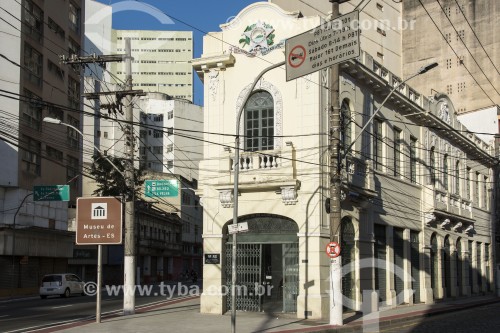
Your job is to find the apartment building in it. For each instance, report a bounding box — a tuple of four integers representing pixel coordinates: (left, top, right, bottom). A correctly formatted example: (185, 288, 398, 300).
(0, 0, 84, 296)
(192, 1, 496, 319)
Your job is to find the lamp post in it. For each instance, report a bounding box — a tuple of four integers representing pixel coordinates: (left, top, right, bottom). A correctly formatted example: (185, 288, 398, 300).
(43, 116, 126, 323)
(230, 60, 285, 333)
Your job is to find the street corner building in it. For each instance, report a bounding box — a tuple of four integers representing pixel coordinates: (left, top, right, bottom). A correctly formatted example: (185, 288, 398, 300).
(191, 1, 497, 320)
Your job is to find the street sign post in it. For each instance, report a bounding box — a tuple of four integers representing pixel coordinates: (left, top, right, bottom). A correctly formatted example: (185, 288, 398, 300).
(76, 196, 122, 325)
(228, 222, 249, 235)
(76, 197, 123, 245)
(144, 180, 179, 198)
(33, 185, 70, 201)
(285, 10, 360, 81)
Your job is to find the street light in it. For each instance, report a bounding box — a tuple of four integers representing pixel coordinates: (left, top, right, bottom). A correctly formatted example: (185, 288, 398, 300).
(43, 116, 126, 323)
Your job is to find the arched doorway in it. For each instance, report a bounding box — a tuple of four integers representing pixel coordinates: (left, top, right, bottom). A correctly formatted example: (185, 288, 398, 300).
(224, 214, 299, 313)
(430, 234, 439, 299)
(341, 217, 355, 307)
(456, 238, 462, 296)
(443, 236, 452, 298)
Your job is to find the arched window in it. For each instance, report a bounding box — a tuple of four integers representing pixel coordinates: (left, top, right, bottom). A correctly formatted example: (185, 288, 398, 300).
(341, 99, 351, 154)
(244, 91, 274, 152)
(443, 154, 449, 191)
(430, 147, 436, 185)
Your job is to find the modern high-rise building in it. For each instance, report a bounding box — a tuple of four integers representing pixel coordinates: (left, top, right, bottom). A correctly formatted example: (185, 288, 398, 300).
(110, 30, 194, 102)
(0, 0, 84, 297)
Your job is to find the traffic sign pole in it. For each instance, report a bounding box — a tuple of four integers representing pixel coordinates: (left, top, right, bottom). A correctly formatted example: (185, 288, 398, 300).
(329, 0, 343, 327)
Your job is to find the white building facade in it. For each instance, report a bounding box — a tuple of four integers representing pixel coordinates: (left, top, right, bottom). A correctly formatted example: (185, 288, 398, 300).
(193, 2, 496, 319)
(110, 30, 193, 101)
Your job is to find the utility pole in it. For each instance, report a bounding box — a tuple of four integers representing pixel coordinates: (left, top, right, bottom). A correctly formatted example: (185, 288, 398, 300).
(122, 37, 136, 315)
(329, 0, 343, 326)
(60, 37, 143, 315)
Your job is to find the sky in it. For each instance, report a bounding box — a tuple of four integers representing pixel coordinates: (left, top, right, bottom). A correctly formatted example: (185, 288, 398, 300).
(95, 0, 259, 105)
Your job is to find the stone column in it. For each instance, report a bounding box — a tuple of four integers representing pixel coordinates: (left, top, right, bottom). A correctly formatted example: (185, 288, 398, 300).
(436, 241, 444, 299)
(481, 243, 487, 293)
(422, 243, 434, 304)
(449, 242, 457, 297)
(403, 229, 413, 305)
(386, 226, 396, 307)
(471, 242, 479, 294)
(296, 234, 331, 319)
(200, 234, 225, 314)
(463, 246, 472, 296)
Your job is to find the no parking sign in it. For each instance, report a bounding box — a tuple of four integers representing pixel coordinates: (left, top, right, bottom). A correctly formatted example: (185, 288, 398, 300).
(326, 241, 341, 258)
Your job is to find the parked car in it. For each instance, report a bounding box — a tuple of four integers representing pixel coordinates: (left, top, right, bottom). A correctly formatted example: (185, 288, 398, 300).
(39, 274, 85, 299)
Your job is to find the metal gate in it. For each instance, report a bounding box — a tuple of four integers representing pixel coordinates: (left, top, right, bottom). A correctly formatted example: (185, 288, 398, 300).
(374, 224, 387, 303)
(225, 243, 261, 312)
(341, 217, 355, 306)
(393, 228, 404, 304)
(410, 231, 421, 303)
(283, 243, 299, 313)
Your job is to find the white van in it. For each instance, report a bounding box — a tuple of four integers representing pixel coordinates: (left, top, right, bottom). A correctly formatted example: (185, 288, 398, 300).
(39, 274, 85, 299)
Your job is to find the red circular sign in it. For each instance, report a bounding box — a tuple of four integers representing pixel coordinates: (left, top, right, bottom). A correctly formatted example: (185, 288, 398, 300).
(288, 45, 306, 68)
(326, 241, 341, 258)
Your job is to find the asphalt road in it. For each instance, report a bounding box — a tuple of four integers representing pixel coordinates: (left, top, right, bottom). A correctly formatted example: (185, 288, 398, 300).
(380, 301, 500, 333)
(0, 282, 199, 332)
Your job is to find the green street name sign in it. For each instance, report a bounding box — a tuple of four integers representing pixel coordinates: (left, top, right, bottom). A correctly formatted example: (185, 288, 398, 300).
(144, 180, 179, 198)
(33, 185, 70, 201)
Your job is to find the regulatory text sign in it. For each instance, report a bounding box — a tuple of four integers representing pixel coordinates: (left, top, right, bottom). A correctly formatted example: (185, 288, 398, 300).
(76, 197, 122, 245)
(285, 11, 360, 81)
(144, 180, 179, 198)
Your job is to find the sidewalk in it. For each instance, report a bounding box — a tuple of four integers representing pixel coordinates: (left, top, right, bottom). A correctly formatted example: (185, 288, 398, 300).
(38, 294, 500, 333)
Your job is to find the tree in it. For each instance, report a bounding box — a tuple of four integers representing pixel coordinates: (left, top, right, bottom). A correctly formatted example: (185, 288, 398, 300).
(89, 153, 145, 198)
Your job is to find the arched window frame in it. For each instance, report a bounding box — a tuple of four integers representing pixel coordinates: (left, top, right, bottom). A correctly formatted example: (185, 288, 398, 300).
(430, 147, 436, 185)
(340, 99, 352, 155)
(244, 90, 274, 152)
(443, 154, 449, 191)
